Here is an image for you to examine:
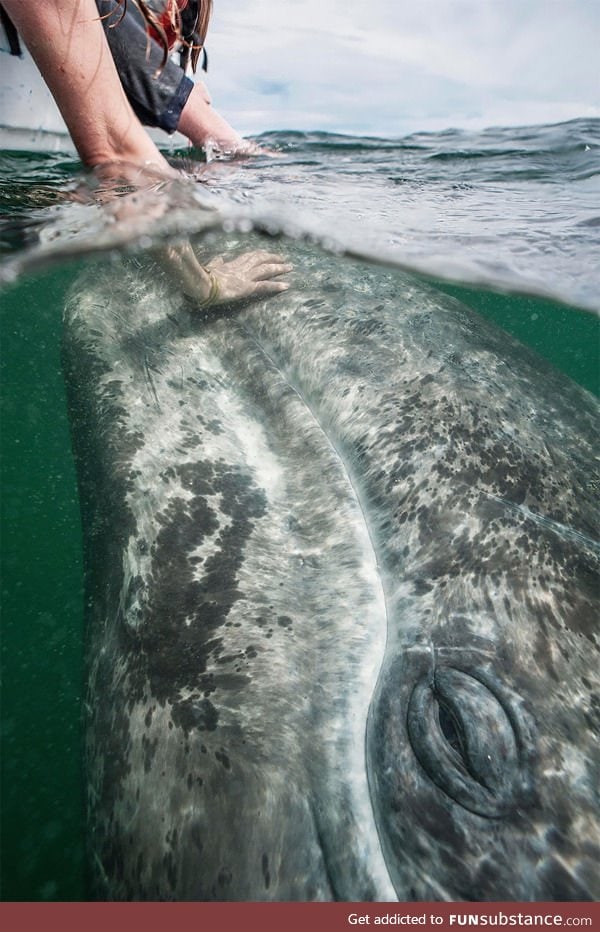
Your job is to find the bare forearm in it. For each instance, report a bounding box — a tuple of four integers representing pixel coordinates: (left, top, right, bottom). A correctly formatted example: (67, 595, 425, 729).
(177, 81, 255, 154)
(3, 0, 172, 171)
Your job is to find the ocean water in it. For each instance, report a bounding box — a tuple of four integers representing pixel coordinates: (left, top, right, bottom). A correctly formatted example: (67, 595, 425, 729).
(0, 119, 599, 901)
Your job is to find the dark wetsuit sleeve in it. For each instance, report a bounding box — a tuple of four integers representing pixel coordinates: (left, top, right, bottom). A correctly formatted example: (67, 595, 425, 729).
(96, 0, 193, 133)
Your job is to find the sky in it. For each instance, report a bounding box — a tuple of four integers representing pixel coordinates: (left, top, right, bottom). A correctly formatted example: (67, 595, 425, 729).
(205, 0, 600, 137)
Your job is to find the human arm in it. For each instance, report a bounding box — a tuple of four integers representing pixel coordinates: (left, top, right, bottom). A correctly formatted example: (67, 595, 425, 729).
(4, 0, 289, 301)
(177, 80, 254, 155)
(95, 0, 264, 156)
(2, 0, 174, 172)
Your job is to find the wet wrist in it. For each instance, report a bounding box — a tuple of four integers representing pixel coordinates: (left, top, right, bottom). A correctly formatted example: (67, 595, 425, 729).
(196, 268, 221, 308)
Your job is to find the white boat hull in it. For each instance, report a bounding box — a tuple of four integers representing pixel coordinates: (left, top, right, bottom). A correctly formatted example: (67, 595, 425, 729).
(0, 40, 189, 153)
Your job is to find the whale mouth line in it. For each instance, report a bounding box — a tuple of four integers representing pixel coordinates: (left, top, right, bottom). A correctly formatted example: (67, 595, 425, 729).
(240, 317, 389, 588)
(307, 799, 338, 901)
(238, 318, 396, 900)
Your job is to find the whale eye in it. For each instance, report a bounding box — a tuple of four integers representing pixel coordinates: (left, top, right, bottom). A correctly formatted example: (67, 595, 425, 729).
(407, 668, 526, 817)
(437, 702, 466, 757)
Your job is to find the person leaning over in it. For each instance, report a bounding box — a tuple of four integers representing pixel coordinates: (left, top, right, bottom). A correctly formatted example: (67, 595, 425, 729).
(1, 0, 291, 306)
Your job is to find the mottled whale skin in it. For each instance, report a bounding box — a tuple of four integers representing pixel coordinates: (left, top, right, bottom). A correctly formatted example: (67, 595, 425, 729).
(62, 235, 599, 901)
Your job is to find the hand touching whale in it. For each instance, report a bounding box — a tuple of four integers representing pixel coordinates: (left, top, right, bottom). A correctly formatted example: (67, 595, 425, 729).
(159, 242, 292, 309)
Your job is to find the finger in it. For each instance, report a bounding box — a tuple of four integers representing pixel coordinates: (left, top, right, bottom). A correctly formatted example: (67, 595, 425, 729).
(253, 281, 290, 295)
(222, 253, 290, 276)
(251, 263, 294, 280)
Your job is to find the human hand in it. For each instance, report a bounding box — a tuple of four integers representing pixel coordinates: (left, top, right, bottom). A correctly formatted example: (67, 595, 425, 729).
(205, 250, 293, 303)
(158, 243, 292, 308)
(203, 138, 281, 161)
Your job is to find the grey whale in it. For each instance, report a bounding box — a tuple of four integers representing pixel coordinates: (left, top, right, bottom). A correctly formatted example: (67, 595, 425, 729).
(62, 235, 599, 901)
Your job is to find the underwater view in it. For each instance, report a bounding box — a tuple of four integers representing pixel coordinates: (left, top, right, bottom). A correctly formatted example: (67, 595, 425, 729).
(1, 119, 599, 901)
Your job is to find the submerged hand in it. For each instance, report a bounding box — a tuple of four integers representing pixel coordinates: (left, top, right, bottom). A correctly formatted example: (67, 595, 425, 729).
(204, 140, 281, 160)
(205, 251, 292, 303)
(159, 243, 292, 308)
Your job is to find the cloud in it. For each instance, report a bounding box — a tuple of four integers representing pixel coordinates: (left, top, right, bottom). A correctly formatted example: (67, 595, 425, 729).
(204, 0, 600, 136)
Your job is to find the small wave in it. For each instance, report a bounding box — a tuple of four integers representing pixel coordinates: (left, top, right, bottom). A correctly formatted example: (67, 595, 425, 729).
(1, 119, 599, 315)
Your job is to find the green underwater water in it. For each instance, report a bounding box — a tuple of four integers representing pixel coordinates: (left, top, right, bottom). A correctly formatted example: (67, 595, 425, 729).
(1, 264, 85, 901)
(0, 257, 598, 901)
